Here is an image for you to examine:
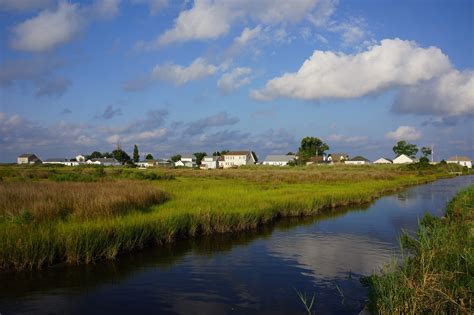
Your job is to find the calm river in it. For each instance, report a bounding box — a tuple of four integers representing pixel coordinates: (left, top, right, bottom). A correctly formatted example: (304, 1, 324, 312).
(1, 175, 472, 314)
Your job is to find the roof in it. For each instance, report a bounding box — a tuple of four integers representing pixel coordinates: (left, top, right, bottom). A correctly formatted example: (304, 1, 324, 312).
(349, 156, 370, 162)
(264, 155, 295, 162)
(91, 158, 119, 163)
(18, 153, 36, 158)
(44, 158, 68, 162)
(374, 157, 393, 162)
(394, 154, 414, 160)
(203, 156, 219, 161)
(447, 156, 471, 162)
(225, 151, 251, 156)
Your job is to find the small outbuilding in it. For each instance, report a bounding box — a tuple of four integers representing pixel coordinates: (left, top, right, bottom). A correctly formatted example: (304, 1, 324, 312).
(17, 153, 42, 164)
(345, 156, 370, 165)
(447, 156, 472, 168)
(373, 157, 393, 164)
(393, 154, 416, 164)
(263, 155, 295, 166)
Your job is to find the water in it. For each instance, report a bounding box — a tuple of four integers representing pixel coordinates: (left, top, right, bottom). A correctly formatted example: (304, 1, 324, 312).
(1, 176, 472, 314)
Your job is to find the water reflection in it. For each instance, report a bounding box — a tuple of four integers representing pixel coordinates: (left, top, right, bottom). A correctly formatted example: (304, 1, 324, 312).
(0, 176, 472, 315)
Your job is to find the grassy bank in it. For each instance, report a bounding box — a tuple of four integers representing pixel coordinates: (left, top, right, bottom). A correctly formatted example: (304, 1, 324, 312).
(0, 164, 460, 271)
(366, 185, 473, 314)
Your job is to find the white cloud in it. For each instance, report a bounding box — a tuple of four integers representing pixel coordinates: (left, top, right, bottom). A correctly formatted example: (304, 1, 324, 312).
(327, 134, 368, 143)
(217, 67, 252, 93)
(132, 0, 168, 15)
(386, 126, 421, 141)
(9, 1, 120, 53)
(143, 0, 326, 47)
(393, 69, 474, 117)
(307, 0, 338, 27)
(251, 38, 451, 101)
(234, 25, 262, 46)
(0, 0, 53, 11)
(10, 2, 83, 53)
(151, 58, 218, 85)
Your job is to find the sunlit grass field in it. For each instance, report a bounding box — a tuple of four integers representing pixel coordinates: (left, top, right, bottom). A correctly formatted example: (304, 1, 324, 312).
(0, 164, 463, 271)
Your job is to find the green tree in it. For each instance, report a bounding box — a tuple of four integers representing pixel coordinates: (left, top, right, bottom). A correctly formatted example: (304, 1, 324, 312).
(193, 152, 207, 165)
(88, 151, 103, 159)
(421, 146, 432, 158)
(133, 144, 140, 163)
(392, 141, 418, 158)
(171, 154, 181, 162)
(112, 149, 131, 164)
(287, 152, 296, 155)
(213, 150, 229, 156)
(298, 137, 329, 161)
(145, 153, 154, 160)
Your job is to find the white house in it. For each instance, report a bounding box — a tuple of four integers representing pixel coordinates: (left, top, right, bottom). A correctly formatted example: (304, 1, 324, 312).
(179, 155, 196, 168)
(221, 151, 256, 168)
(86, 158, 121, 166)
(447, 156, 472, 168)
(373, 157, 393, 164)
(327, 153, 349, 163)
(263, 155, 295, 166)
(345, 156, 370, 165)
(201, 156, 219, 169)
(393, 154, 416, 164)
(17, 153, 42, 164)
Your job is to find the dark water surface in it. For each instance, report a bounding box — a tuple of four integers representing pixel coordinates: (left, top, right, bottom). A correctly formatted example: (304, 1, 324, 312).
(1, 176, 473, 315)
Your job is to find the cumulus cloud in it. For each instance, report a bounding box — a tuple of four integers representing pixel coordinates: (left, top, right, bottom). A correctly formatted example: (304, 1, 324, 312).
(95, 105, 122, 120)
(139, 0, 328, 48)
(9, 1, 120, 53)
(217, 67, 252, 93)
(132, 0, 168, 15)
(10, 2, 83, 53)
(124, 58, 218, 89)
(393, 70, 474, 117)
(152, 58, 218, 85)
(0, 0, 53, 11)
(386, 126, 421, 141)
(251, 39, 451, 101)
(184, 112, 239, 135)
(0, 58, 71, 96)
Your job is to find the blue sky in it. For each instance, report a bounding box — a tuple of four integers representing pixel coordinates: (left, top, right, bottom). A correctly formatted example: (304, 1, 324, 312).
(0, 0, 473, 162)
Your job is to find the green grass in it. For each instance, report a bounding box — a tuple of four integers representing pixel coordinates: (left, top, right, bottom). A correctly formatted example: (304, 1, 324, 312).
(0, 164, 459, 271)
(365, 185, 474, 314)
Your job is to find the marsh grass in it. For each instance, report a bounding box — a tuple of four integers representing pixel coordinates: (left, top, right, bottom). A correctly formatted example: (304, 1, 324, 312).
(0, 181, 168, 221)
(0, 164, 451, 271)
(366, 186, 474, 314)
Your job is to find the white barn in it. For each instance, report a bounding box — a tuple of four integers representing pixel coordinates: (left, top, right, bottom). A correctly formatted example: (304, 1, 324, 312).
(393, 154, 416, 164)
(263, 155, 295, 166)
(221, 151, 256, 168)
(373, 157, 393, 164)
(447, 156, 472, 168)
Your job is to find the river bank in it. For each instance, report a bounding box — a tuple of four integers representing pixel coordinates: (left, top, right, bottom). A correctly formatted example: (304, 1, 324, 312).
(0, 164, 466, 271)
(366, 185, 473, 314)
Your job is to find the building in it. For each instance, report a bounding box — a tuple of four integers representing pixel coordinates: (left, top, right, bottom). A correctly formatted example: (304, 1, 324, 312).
(327, 153, 349, 163)
(221, 151, 256, 168)
(306, 155, 327, 165)
(137, 160, 156, 168)
(17, 153, 42, 164)
(201, 156, 219, 169)
(156, 159, 174, 168)
(345, 156, 370, 165)
(373, 157, 393, 164)
(43, 158, 69, 165)
(447, 156, 472, 168)
(393, 154, 416, 164)
(180, 155, 196, 168)
(263, 155, 295, 166)
(86, 158, 121, 166)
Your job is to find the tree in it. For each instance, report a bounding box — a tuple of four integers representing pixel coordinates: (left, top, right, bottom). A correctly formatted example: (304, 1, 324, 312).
(298, 137, 329, 161)
(419, 156, 430, 163)
(171, 154, 181, 162)
(145, 153, 154, 160)
(392, 141, 418, 158)
(421, 146, 432, 158)
(213, 150, 229, 156)
(287, 152, 296, 156)
(133, 144, 140, 163)
(88, 151, 103, 159)
(112, 149, 131, 164)
(193, 152, 207, 165)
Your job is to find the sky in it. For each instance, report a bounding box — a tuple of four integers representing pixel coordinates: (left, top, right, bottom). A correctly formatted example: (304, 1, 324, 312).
(0, 0, 473, 162)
